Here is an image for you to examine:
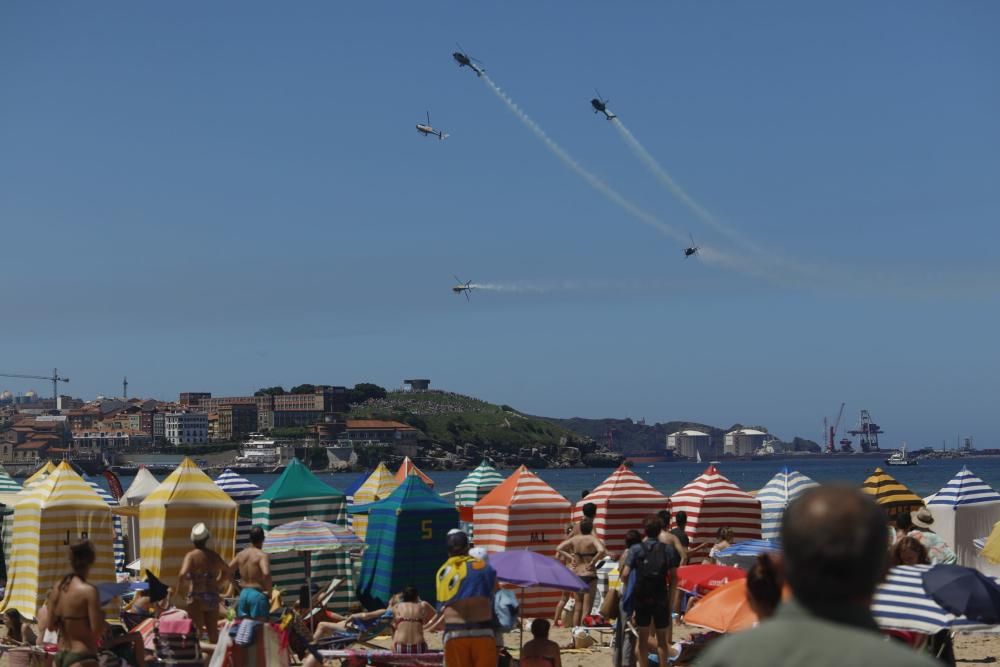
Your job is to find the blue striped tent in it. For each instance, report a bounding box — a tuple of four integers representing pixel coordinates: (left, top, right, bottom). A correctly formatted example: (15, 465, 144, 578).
(214, 469, 263, 551)
(251, 459, 353, 610)
(757, 468, 818, 540)
(83, 474, 125, 572)
(714, 539, 781, 570)
(343, 470, 370, 529)
(353, 475, 457, 609)
(872, 564, 995, 634)
(927, 467, 1000, 567)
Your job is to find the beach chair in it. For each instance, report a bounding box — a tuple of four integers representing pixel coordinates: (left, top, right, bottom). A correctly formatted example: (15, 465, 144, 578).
(151, 613, 203, 666)
(317, 648, 444, 667)
(303, 577, 346, 625)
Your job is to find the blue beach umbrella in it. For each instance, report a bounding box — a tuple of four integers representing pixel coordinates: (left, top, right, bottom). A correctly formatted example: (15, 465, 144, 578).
(923, 564, 1000, 624)
(872, 564, 994, 633)
(714, 539, 781, 569)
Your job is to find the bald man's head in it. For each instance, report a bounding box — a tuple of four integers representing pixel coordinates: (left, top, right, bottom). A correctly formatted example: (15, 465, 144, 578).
(781, 484, 888, 609)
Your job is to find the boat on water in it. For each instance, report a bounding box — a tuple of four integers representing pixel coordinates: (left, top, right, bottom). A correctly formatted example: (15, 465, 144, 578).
(885, 443, 918, 466)
(235, 433, 285, 473)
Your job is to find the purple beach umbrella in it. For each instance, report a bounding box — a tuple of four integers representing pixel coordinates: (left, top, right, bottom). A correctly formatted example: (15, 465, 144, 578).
(489, 550, 588, 592)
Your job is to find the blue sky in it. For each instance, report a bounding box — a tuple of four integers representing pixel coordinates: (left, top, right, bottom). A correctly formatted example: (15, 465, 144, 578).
(2, 2, 997, 448)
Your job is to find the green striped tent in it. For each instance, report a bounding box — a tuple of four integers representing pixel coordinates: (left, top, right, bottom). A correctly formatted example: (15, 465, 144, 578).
(251, 459, 353, 610)
(353, 475, 457, 608)
(0, 467, 21, 581)
(454, 459, 505, 538)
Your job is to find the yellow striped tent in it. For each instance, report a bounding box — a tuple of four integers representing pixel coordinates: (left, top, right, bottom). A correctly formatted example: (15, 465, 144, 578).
(861, 467, 923, 517)
(251, 458, 353, 610)
(2, 468, 52, 576)
(23, 461, 56, 487)
(350, 463, 398, 541)
(0, 462, 116, 617)
(139, 458, 237, 589)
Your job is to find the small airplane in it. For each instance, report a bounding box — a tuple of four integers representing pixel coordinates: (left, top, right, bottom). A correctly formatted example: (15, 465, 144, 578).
(452, 44, 485, 77)
(684, 233, 700, 258)
(590, 90, 616, 120)
(416, 111, 448, 140)
(452, 275, 474, 300)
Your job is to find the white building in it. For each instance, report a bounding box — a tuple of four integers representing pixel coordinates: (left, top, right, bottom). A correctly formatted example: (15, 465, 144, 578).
(73, 430, 151, 456)
(667, 429, 712, 459)
(724, 428, 768, 456)
(165, 412, 209, 445)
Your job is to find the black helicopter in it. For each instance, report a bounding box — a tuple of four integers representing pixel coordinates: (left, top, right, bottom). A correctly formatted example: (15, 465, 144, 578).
(590, 90, 616, 120)
(452, 275, 475, 300)
(452, 44, 485, 77)
(684, 233, 700, 258)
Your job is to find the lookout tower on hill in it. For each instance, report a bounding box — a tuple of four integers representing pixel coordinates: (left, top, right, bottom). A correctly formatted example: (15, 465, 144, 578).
(403, 378, 430, 392)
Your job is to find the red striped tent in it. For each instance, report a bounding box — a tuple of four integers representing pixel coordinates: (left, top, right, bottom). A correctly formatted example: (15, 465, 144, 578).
(473, 465, 571, 618)
(395, 457, 434, 488)
(670, 465, 761, 559)
(571, 465, 668, 557)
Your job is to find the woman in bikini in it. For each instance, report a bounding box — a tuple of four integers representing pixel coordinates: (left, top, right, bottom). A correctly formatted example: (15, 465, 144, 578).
(556, 518, 607, 627)
(177, 522, 229, 644)
(45, 539, 104, 667)
(390, 585, 435, 654)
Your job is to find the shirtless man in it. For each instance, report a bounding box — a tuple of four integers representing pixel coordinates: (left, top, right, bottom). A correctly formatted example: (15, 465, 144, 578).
(428, 531, 497, 667)
(177, 523, 229, 643)
(45, 539, 104, 667)
(229, 525, 272, 622)
(521, 619, 563, 667)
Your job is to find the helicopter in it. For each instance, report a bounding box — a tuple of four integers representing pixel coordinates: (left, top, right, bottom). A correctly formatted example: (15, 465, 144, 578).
(416, 111, 448, 140)
(451, 275, 475, 300)
(684, 233, 700, 258)
(590, 90, 616, 120)
(452, 44, 485, 77)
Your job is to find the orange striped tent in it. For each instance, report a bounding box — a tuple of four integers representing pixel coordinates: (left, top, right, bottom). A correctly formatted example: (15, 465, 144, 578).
(861, 467, 923, 517)
(473, 465, 571, 617)
(572, 465, 668, 557)
(395, 457, 434, 488)
(670, 465, 761, 559)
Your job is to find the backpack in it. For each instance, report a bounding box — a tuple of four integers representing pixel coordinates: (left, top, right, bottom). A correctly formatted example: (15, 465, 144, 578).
(634, 541, 677, 597)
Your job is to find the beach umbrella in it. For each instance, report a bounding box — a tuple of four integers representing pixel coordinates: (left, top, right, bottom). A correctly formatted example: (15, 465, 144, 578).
(676, 564, 747, 596)
(395, 457, 434, 488)
(871, 564, 994, 634)
(571, 464, 669, 556)
(922, 565, 1000, 624)
(757, 468, 817, 540)
(714, 539, 781, 570)
(351, 463, 398, 541)
(214, 468, 263, 550)
(860, 467, 923, 517)
(926, 467, 1000, 569)
(669, 465, 762, 559)
(473, 466, 572, 617)
(683, 579, 757, 634)
(83, 474, 126, 572)
(263, 520, 364, 603)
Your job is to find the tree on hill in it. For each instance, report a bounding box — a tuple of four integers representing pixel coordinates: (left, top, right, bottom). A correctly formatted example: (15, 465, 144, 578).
(254, 386, 286, 396)
(348, 382, 387, 405)
(290, 384, 316, 394)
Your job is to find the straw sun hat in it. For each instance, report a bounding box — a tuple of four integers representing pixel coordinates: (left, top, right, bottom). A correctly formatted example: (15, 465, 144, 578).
(911, 507, 935, 530)
(191, 522, 212, 543)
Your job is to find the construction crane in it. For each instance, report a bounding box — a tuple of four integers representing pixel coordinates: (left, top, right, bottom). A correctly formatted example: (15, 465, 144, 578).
(0, 368, 69, 403)
(827, 402, 845, 453)
(848, 409, 883, 452)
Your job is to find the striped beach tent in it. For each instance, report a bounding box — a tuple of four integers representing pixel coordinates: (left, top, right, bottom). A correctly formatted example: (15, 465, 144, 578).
(139, 458, 237, 592)
(927, 467, 1000, 572)
(355, 475, 457, 608)
(83, 474, 126, 572)
(395, 457, 434, 488)
(455, 460, 505, 538)
(0, 461, 116, 617)
(251, 458, 353, 610)
(872, 564, 994, 634)
(473, 465, 571, 617)
(757, 468, 818, 540)
(351, 463, 398, 541)
(343, 470, 371, 529)
(2, 469, 47, 575)
(861, 467, 923, 517)
(670, 465, 762, 558)
(121, 467, 159, 563)
(571, 464, 668, 556)
(0, 467, 21, 579)
(215, 469, 263, 551)
(24, 461, 55, 487)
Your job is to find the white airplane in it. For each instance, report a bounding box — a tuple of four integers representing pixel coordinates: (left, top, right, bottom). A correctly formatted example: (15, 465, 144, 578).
(416, 111, 448, 140)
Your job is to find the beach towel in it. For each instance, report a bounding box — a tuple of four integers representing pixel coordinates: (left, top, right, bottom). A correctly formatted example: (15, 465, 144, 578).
(435, 555, 496, 609)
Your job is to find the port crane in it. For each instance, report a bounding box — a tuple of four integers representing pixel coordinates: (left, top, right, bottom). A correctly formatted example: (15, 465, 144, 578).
(824, 402, 848, 453)
(848, 409, 883, 452)
(0, 368, 69, 403)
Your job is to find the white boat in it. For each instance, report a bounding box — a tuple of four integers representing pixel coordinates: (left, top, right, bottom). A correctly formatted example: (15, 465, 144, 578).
(885, 443, 918, 466)
(235, 433, 281, 467)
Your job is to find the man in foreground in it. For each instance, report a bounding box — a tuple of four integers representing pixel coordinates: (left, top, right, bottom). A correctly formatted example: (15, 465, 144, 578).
(429, 531, 497, 667)
(696, 485, 940, 667)
(230, 525, 272, 622)
(621, 516, 680, 667)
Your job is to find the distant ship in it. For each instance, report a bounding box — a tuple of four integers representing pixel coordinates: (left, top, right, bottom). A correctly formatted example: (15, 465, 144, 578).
(885, 443, 918, 466)
(233, 433, 286, 473)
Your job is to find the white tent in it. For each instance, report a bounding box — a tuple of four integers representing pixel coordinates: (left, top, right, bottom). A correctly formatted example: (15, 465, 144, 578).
(121, 467, 160, 563)
(926, 466, 1000, 575)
